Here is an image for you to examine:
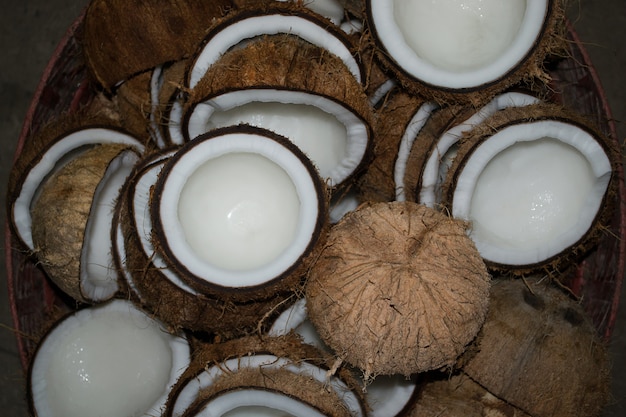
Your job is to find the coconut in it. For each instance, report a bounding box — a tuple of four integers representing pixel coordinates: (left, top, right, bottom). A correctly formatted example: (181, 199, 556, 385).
(81, 0, 236, 90)
(305, 201, 491, 380)
(440, 102, 620, 274)
(269, 297, 420, 417)
(407, 372, 531, 417)
(406, 90, 540, 208)
(118, 148, 295, 337)
(28, 299, 191, 417)
(184, 33, 373, 190)
(363, 0, 567, 105)
(165, 334, 367, 417)
(460, 277, 612, 417)
(153, 59, 190, 147)
(30, 143, 142, 304)
(150, 125, 329, 306)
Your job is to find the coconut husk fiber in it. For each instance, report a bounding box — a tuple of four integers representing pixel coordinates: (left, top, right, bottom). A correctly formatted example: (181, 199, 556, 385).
(81, 0, 237, 90)
(30, 143, 139, 303)
(305, 201, 491, 380)
(164, 334, 367, 417)
(460, 277, 612, 417)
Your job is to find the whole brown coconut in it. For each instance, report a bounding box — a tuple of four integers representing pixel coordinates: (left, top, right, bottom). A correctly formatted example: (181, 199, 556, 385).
(461, 277, 612, 417)
(305, 201, 491, 380)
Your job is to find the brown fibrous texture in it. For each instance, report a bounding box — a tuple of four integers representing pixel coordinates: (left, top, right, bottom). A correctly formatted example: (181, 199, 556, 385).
(461, 277, 612, 417)
(305, 201, 491, 380)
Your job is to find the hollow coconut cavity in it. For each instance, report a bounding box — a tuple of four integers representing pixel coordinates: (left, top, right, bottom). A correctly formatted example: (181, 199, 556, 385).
(8, 112, 145, 252)
(151, 125, 328, 304)
(460, 277, 612, 417)
(30, 143, 142, 304)
(305, 201, 491, 380)
(269, 298, 420, 417)
(165, 334, 366, 417)
(441, 103, 619, 274)
(184, 33, 373, 190)
(408, 90, 541, 207)
(365, 0, 566, 104)
(120, 149, 293, 337)
(28, 298, 191, 417)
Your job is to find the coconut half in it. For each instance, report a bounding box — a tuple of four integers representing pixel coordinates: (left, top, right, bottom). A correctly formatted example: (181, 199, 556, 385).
(306, 201, 491, 379)
(30, 143, 141, 303)
(28, 299, 191, 417)
(365, 0, 565, 103)
(151, 125, 328, 304)
(269, 298, 419, 417)
(442, 103, 618, 273)
(460, 277, 611, 417)
(165, 334, 366, 417)
(184, 34, 373, 189)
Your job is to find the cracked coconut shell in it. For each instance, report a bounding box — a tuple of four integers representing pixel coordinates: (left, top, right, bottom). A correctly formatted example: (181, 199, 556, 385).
(305, 201, 491, 380)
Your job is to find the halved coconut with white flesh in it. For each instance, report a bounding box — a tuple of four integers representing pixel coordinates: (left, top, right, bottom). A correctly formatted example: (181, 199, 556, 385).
(460, 277, 611, 417)
(7, 112, 145, 252)
(441, 103, 619, 274)
(120, 148, 293, 336)
(407, 91, 541, 207)
(306, 201, 491, 380)
(81, 0, 236, 90)
(150, 125, 328, 305)
(165, 334, 367, 417)
(365, 0, 566, 104)
(28, 299, 191, 417)
(269, 298, 420, 417)
(184, 34, 373, 189)
(30, 143, 142, 303)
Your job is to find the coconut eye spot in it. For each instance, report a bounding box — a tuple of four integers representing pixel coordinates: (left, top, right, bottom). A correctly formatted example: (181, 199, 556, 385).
(393, 0, 526, 72)
(469, 137, 596, 250)
(206, 101, 348, 181)
(562, 307, 584, 327)
(177, 152, 301, 271)
(522, 289, 545, 310)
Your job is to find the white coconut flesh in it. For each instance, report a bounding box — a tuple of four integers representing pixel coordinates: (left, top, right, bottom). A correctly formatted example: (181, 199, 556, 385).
(370, 0, 548, 88)
(170, 354, 364, 417)
(13, 128, 144, 250)
(149, 64, 167, 148)
(452, 121, 612, 266)
(167, 95, 186, 146)
(278, 0, 346, 25)
(156, 130, 320, 288)
(80, 149, 140, 301)
(187, 89, 369, 187)
(187, 13, 362, 89)
(269, 299, 418, 417)
(130, 152, 198, 295)
(29, 299, 190, 417)
(416, 92, 540, 206)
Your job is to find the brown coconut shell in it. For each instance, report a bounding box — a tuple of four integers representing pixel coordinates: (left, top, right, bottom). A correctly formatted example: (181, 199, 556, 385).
(440, 102, 621, 275)
(305, 201, 491, 380)
(119, 150, 295, 338)
(356, 89, 428, 203)
(30, 143, 141, 303)
(165, 334, 367, 417)
(408, 372, 531, 417)
(363, 0, 568, 106)
(460, 277, 612, 417)
(115, 70, 154, 140)
(81, 0, 236, 90)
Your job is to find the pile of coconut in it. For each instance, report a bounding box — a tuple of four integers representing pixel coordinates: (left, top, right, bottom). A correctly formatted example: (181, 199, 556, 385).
(7, 0, 621, 416)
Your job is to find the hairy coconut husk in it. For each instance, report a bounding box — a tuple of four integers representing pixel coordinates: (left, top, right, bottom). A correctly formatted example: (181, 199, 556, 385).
(119, 151, 296, 338)
(408, 372, 531, 417)
(30, 143, 140, 303)
(81, 0, 236, 90)
(440, 102, 621, 275)
(460, 277, 612, 417)
(363, 0, 568, 106)
(356, 89, 429, 203)
(115, 70, 154, 139)
(306, 201, 491, 380)
(165, 334, 367, 417)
